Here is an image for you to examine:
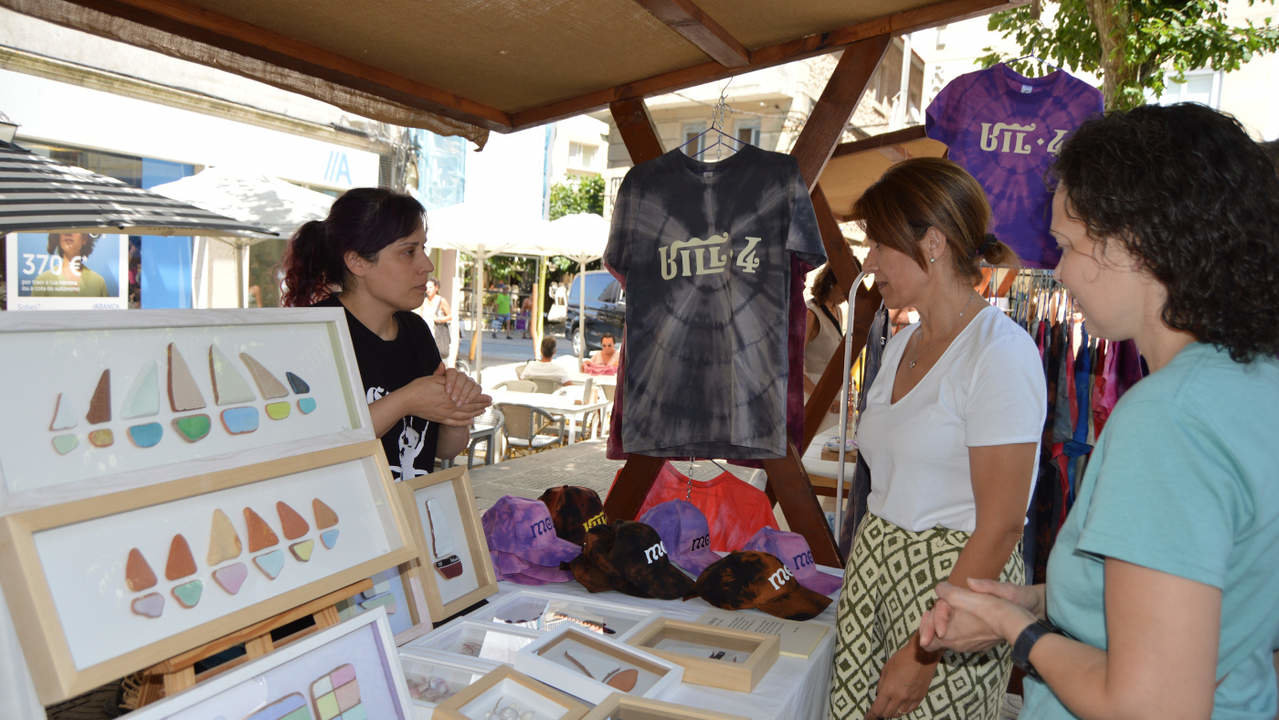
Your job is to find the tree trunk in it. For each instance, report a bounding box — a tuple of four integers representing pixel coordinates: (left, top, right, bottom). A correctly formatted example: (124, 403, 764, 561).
(1085, 0, 1140, 108)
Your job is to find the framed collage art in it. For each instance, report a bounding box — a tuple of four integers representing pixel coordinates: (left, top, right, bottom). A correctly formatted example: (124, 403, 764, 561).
(0, 439, 417, 704)
(515, 626, 682, 705)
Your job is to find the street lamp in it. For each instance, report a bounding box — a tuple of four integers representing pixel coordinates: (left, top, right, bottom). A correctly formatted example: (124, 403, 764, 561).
(0, 113, 18, 145)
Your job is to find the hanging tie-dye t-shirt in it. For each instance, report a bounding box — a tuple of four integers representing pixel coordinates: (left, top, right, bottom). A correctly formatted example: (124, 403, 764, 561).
(604, 145, 825, 459)
(926, 63, 1103, 268)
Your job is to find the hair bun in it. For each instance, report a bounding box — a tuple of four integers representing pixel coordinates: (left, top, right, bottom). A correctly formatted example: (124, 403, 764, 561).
(975, 233, 999, 258)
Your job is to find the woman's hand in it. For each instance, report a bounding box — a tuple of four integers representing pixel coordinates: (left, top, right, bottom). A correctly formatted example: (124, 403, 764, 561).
(396, 370, 490, 427)
(919, 579, 1038, 653)
(865, 639, 937, 719)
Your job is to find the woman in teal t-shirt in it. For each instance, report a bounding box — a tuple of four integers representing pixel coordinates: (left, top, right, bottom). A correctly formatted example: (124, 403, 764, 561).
(917, 104, 1279, 718)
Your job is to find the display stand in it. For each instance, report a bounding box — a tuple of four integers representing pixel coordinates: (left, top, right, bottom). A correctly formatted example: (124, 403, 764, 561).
(127, 578, 373, 707)
(602, 36, 890, 569)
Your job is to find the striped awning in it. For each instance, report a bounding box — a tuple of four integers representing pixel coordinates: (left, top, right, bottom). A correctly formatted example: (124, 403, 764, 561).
(0, 143, 274, 238)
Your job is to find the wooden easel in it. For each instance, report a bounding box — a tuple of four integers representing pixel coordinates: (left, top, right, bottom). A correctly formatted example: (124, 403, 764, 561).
(603, 36, 890, 569)
(127, 578, 372, 708)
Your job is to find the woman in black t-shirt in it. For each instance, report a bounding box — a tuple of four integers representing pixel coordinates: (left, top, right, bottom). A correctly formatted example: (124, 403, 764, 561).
(281, 188, 490, 479)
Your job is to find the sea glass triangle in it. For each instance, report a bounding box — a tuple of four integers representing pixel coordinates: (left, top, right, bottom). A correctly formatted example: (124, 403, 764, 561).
(173, 414, 211, 443)
(244, 507, 279, 551)
(253, 550, 285, 580)
(213, 562, 248, 595)
(167, 343, 206, 411)
(126, 548, 157, 592)
(285, 371, 310, 394)
(122, 361, 160, 419)
(165, 534, 197, 580)
(171, 579, 203, 609)
(239, 352, 288, 399)
(207, 509, 242, 565)
(320, 528, 340, 550)
(209, 345, 256, 405)
(289, 540, 315, 562)
(312, 498, 339, 529)
(276, 501, 310, 540)
(49, 392, 77, 431)
(86, 369, 111, 424)
(131, 593, 164, 619)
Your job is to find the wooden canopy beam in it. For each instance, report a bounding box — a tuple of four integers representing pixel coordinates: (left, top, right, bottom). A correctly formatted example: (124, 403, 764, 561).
(632, 0, 750, 67)
(610, 99, 666, 165)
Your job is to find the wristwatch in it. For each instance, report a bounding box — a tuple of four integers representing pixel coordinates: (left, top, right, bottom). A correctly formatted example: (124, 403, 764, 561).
(1012, 618, 1058, 681)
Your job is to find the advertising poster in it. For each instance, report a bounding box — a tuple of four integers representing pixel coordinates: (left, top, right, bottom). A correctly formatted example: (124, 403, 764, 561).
(5, 232, 128, 310)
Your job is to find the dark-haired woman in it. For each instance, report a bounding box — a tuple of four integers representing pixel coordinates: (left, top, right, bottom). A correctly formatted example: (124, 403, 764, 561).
(829, 158, 1047, 720)
(920, 104, 1279, 719)
(803, 265, 845, 433)
(282, 188, 490, 480)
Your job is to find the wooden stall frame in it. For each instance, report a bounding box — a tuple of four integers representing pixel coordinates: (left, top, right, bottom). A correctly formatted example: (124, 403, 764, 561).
(0, 439, 417, 704)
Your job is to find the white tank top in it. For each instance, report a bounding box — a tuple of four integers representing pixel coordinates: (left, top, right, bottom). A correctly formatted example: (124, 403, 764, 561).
(804, 298, 843, 383)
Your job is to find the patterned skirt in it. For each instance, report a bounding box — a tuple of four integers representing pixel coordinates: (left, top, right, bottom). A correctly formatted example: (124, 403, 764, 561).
(828, 513, 1024, 719)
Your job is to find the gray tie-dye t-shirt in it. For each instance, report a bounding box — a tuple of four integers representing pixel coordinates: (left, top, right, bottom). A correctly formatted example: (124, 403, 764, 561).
(604, 146, 825, 459)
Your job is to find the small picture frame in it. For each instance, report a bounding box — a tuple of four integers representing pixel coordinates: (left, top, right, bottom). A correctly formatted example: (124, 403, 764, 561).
(401, 619, 542, 665)
(582, 693, 750, 720)
(625, 618, 779, 693)
(434, 665, 589, 720)
(472, 589, 657, 641)
(124, 607, 413, 719)
(397, 649, 499, 710)
(396, 466, 497, 623)
(515, 626, 682, 705)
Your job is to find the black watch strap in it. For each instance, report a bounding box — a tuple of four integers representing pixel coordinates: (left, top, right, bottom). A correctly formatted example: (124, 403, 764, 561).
(1012, 619, 1058, 681)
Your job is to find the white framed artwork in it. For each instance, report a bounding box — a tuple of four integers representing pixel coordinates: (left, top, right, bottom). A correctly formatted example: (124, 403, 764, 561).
(0, 308, 371, 511)
(0, 439, 417, 704)
(122, 607, 412, 719)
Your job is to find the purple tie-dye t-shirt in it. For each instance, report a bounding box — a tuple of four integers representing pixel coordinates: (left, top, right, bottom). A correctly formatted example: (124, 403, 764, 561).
(926, 64, 1103, 268)
(604, 145, 825, 459)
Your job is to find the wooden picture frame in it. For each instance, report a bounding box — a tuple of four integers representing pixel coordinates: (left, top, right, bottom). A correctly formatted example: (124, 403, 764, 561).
(0, 439, 417, 704)
(515, 626, 682, 705)
(472, 588, 657, 641)
(397, 649, 500, 711)
(625, 618, 780, 693)
(401, 619, 542, 665)
(434, 665, 589, 720)
(396, 465, 497, 623)
(123, 607, 413, 719)
(581, 693, 751, 720)
(0, 308, 372, 512)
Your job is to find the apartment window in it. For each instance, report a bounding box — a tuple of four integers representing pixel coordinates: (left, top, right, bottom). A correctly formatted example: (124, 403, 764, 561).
(681, 122, 707, 156)
(568, 141, 598, 169)
(1153, 70, 1222, 108)
(734, 120, 760, 147)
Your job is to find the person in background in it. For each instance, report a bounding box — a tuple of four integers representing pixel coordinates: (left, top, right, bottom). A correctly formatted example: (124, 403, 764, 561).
(520, 292, 534, 339)
(492, 282, 512, 339)
(581, 331, 620, 372)
(803, 265, 844, 432)
(828, 157, 1044, 720)
(919, 104, 1279, 720)
(280, 187, 490, 480)
(31, 232, 109, 297)
(522, 336, 571, 386)
(422, 277, 452, 364)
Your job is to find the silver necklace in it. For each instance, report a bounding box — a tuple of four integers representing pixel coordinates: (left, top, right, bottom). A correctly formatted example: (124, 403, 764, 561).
(907, 295, 983, 369)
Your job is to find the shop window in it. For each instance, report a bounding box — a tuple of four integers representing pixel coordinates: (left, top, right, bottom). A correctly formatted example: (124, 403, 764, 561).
(681, 122, 707, 156)
(735, 121, 760, 147)
(1152, 70, 1222, 108)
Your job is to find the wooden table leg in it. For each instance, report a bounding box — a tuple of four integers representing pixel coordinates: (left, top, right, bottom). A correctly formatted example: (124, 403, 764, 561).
(762, 444, 842, 567)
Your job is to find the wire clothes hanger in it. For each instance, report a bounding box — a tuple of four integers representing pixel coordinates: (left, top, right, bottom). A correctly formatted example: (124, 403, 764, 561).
(675, 78, 748, 162)
(1002, 54, 1063, 79)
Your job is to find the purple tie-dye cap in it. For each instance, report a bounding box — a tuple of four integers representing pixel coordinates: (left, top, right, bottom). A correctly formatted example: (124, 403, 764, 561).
(639, 500, 720, 576)
(742, 527, 842, 595)
(482, 495, 582, 568)
(489, 549, 574, 585)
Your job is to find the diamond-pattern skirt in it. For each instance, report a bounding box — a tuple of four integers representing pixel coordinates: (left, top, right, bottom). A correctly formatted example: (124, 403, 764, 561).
(828, 513, 1024, 719)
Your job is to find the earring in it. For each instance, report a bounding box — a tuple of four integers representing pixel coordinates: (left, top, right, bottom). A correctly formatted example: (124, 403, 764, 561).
(929, 257, 935, 263)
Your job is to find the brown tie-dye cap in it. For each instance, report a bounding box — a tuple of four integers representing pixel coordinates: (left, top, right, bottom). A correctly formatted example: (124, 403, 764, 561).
(538, 485, 608, 546)
(569, 521, 696, 600)
(694, 551, 832, 621)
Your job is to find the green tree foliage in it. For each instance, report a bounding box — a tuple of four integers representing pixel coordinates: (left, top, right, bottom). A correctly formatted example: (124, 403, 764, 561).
(978, 0, 1279, 109)
(548, 175, 605, 220)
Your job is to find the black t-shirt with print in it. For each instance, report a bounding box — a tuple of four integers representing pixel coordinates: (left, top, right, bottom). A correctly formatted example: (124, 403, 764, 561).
(317, 296, 442, 480)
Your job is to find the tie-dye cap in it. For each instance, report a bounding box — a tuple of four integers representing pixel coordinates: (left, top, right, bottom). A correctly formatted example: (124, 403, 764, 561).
(639, 500, 720, 576)
(741, 527, 842, 595)
(482, 495, 582, 568)
(489, 549, 574, 585)
(694, 551, 832, 621)
(569, 521, 696, 600)
(538, 485, 608, 546)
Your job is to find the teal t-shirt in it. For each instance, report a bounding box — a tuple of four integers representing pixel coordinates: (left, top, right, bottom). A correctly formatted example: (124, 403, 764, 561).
(1025, 343, 1279, 719)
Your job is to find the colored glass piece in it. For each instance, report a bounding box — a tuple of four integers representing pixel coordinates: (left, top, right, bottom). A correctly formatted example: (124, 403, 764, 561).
(297, 397, 317, 414)
(285, 371, 310, 394)
(320, 529, 340, 550)
(51, 434, 78, 455)
(289, 540, 315, 562)
(221, 407, 259, 435)
(207, 508, 242, 564)
(276, 501, 310, 540)
(167, 343, 206, 411)
(212, 562, 248, 595)
(125, 548, 157, 591)
(88, 429, 114, 448)
(86, 369, 111, 424)
(209, 345, 256, 405)
(165, 534, 197, 580)
(122, 361, 160, 419)
(240, 352, 289, 399)
(245, 693, 308, 720)
(173, 414, 211, 443)
(127, 422, 163, 448)
(48, 392, 77, 431)
(265, 401, 291, 420)
(244, 507, 279, 551)
(312, 498, 339, 529)
(253, 549, 285, 580)
(171, 579, 203, 609)
(131, 592, 164, 618)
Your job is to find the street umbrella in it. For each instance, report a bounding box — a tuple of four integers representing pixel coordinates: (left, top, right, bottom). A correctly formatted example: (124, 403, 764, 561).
(536, 212, 608, 363)
(0, 143, 273, 239)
